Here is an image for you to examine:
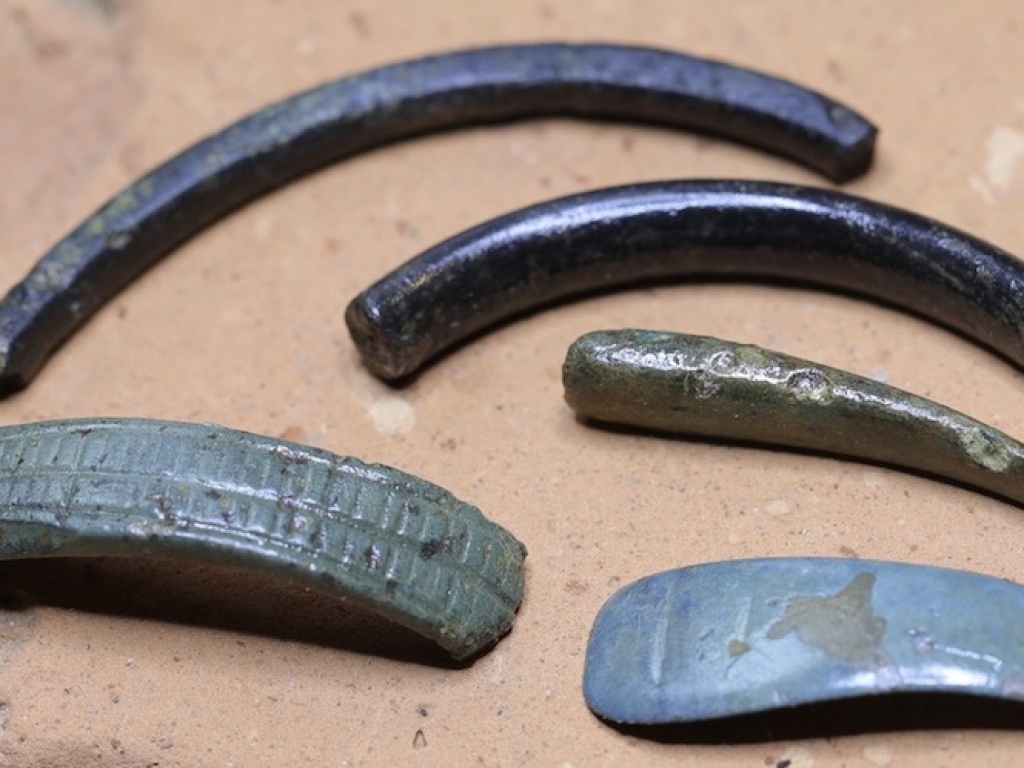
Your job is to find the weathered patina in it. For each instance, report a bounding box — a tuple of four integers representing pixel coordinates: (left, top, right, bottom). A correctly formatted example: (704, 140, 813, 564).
(0, 418, 526, 659)
(585, 558, 1024, 723)
(563, 329, 1024, 508)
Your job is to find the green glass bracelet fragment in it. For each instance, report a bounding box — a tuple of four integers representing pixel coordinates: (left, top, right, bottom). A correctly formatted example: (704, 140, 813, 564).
(584, 558, 1024, 724)
(0, 418, 526, 659)
(564, 329, 1024, 508)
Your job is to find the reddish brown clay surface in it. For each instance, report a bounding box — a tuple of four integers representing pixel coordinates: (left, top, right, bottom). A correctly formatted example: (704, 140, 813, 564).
(2, 1, 1024, 765)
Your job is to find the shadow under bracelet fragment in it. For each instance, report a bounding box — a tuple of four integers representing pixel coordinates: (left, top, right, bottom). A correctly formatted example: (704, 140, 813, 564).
(563, 328, 1024, 509)
(0, 418, 527, 660)
(0, 42, 875, 394)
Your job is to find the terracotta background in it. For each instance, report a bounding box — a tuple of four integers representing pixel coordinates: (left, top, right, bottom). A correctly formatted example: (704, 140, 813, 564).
(2, 1, 1024, 765)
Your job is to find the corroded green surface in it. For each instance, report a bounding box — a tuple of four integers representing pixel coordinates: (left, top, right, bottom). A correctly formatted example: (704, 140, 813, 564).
(0, 419, 526, 659)
(564, 330, 1024, 507)
(584, 558, 1024, 723)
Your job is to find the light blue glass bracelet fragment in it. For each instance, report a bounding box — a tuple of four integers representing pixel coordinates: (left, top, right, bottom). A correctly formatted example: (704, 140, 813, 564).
(584, 558, 1024, 724)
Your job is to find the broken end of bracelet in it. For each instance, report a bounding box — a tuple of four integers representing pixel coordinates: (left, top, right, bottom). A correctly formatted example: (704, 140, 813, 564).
(0, 300, 63, 397)
(436, 537, 529, 661)
(823, 122, 877, 183)
(0, 373, 27, 399)
(345, 296, 427, 381)
(0, 348, 31, 399)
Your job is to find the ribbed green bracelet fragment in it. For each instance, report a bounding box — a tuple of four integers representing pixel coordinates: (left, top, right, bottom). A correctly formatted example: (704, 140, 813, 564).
(0, 418, 526, 660)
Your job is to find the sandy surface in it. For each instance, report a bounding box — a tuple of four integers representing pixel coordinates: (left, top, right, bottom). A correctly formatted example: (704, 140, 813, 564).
(1, 0, 1024, 765)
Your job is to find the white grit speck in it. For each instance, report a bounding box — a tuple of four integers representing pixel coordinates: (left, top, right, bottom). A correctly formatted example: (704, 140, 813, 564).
(969, 174, 995, 204)
(986, 126, 1024, 190)
(779, 745, 814, 767)
(368, 396, 416, 436)
(863, 744, 893, 766)
(253, 213, 275, 240)
(861, 469, 889, 489)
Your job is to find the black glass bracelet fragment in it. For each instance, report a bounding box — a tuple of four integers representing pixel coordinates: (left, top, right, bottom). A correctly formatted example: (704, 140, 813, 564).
(0, 418, 527, 660)
(0, 44, 875, 395)
(347, 180, 1024, 380)
(585, 558, 1024, 725)
(563, 329, 1024, 508)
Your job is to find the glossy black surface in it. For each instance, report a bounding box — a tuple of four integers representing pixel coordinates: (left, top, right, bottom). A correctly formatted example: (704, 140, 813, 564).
(0, 43, 875, 393)
(347, 180, 1024, 379)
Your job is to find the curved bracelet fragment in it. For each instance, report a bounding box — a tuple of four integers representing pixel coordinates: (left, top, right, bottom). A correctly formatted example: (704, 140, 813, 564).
(0, 418, 527, 660)
(347, 180, 1024, 380)
(0, 44, 875, 394)
(563, 329, 1024, 508)
(585, 558, 1024, 724)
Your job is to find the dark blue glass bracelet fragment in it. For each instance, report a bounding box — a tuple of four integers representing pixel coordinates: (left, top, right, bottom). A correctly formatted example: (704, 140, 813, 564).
(584, 558, 1024, 725)
(348, 181, 1024, 381)
(0, 43, 874, 395)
